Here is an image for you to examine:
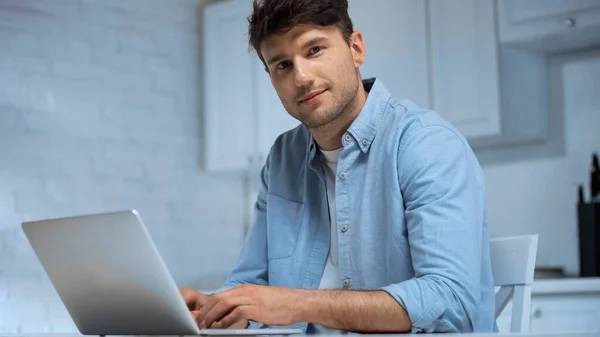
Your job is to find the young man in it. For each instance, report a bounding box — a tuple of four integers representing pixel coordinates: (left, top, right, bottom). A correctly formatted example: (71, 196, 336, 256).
(180, 0, 496, 333)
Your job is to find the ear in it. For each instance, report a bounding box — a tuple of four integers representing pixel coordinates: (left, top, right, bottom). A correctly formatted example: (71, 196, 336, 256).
(349, 31, 366, 67)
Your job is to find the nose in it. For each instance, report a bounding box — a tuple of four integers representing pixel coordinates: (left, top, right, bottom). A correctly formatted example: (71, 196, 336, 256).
(293, 59, 314, 88)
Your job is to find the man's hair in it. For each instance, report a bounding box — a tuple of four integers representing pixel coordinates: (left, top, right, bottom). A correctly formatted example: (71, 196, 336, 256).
(248, 0, 354, 64)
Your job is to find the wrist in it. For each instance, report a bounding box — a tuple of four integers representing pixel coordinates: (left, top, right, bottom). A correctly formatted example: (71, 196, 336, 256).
(292, 289, 317, 323)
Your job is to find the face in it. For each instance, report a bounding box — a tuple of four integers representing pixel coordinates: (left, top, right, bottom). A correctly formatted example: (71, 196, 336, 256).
(260, 24, 366, 129)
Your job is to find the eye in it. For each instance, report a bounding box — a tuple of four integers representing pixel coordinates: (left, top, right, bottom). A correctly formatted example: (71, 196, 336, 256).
(277, 61, 291, 70)
(309, 46, 322, 55)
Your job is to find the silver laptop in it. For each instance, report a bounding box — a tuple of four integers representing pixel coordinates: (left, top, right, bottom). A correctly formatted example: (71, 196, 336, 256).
(22, 210, 302, 336)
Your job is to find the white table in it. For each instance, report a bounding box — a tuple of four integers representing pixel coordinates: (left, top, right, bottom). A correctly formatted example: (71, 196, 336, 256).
(1, 333, 599, 337)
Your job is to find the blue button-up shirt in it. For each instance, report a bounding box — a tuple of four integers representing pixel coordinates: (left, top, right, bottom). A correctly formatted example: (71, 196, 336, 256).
(218, 78, 496, 333)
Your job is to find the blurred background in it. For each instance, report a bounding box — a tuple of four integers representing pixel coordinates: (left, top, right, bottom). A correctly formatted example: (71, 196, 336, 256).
(1, 0, 600, 334)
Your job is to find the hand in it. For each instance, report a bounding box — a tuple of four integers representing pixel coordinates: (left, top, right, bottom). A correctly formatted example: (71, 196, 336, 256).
(179, 288, 249, 329)
(197, 284, 302, 329)
(180, 287, 210, 312)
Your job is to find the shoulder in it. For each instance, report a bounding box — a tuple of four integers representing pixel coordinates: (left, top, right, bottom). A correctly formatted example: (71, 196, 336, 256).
(258, 123, 309, 201)
(262, 123, 309, 180)
(268, 123, 309, 163)
(270, 123, 309, 156)
(379, 99, 473, 158)
(385, 99, 470, 151)
(382, 99, 484, 187)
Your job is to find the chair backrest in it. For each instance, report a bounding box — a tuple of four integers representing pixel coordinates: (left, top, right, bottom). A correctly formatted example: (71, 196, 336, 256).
(489, 234, 539, 333)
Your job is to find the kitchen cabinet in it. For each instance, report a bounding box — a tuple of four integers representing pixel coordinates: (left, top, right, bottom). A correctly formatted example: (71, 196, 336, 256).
(497, 294, 600, 332)
(203, 0, 298, 172)
(428, 0, 501, 138)
(528, 295, 600, 333)
(351, 0, 502, 139)
(496, 278, 600, 333)
(347, 0, 430, 110)
(497, 0, 600, 53)
(203, 0, 256, 171)
(204, 0, 577, 171)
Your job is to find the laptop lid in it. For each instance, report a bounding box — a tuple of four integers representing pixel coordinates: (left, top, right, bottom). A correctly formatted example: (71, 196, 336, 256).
(22, 210, 201, 335)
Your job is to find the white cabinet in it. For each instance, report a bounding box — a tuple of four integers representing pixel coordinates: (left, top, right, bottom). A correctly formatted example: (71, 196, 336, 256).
(349, 0, 502, 139)
(496, 278, 600, 333)
(348, 0, 430, 109)
(203, 0, 256, 171)
(206, 0, 599, 171)
(529, 295, 600, 333)
(497, 0, 600, 53)
(203, 0, 299, 172)
(428, 0, 501, 138)
(497, 293, 600, 333)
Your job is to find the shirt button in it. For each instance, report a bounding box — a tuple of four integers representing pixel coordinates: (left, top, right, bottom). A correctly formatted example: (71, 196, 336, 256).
(339, 171, 346, 179)
(341, 224, 348, 233)
(344, 134, 352, 141)
(343, 279, 350, 288)
(362, 139, 368, 146)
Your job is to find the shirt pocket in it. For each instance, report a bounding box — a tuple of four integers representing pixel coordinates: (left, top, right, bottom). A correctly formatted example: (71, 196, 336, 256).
(266, 193, 304, 261)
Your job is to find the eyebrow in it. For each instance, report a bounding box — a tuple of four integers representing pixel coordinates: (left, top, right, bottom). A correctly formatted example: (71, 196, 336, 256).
(265, 36, 329, 66)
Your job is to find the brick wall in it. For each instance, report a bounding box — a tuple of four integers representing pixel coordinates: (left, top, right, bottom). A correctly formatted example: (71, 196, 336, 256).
(0, 0, 249, 332)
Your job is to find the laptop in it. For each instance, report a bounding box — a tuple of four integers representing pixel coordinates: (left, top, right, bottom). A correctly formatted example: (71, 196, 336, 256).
(22, 210, 302, 336)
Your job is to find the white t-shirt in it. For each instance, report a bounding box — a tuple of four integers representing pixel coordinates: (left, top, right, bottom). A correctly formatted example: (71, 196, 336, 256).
(313, 147, 342, 334)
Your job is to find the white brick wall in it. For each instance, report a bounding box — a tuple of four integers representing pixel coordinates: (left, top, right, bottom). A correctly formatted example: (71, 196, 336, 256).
(0, 0, 249, 332)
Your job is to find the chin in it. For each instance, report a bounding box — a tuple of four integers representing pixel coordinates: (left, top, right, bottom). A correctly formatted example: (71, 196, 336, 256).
(294, 101, 343, 128)
(303, 113, 339, 129)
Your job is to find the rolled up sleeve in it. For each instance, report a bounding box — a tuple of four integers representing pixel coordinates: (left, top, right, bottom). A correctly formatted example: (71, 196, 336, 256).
(382, 125, 485, 333)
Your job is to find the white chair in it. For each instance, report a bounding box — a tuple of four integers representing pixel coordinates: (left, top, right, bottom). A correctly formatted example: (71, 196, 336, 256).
(489, 234, 539, 333)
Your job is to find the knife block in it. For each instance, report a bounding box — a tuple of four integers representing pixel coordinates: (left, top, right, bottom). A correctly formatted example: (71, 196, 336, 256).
(578, 201, 600, 277)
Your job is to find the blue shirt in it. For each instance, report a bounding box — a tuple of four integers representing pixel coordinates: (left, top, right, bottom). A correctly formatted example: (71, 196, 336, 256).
(218, 78, 496, 333)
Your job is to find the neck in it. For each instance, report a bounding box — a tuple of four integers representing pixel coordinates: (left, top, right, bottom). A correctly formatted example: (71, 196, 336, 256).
(311, 83, 368, 151)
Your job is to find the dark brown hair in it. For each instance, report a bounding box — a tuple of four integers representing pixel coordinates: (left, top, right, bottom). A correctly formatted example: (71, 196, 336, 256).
(248, 0, 354, 65)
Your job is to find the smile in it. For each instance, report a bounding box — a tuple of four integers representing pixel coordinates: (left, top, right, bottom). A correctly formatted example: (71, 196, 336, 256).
(299, 89, 327, 104)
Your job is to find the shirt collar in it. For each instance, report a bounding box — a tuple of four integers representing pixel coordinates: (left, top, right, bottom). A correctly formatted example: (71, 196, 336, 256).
(307, 77, 391, 158)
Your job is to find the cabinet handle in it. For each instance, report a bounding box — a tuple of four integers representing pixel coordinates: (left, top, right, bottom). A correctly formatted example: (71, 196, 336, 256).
(532, 308, 542, 318)
(248, 156, 254, 165)
(564, 17, 576, 27)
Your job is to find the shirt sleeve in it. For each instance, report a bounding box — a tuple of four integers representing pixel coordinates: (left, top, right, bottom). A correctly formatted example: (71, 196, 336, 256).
(214, 156, 271, 329)
(381, 124, 485, 333)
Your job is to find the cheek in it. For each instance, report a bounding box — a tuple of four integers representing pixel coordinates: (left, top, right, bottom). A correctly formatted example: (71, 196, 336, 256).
(272, 81, 295, 105)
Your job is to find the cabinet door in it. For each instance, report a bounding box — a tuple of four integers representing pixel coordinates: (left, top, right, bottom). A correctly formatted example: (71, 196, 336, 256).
(203, 0, 256, 171)
(348, 0, 430, 109)
(529, 295, 600, 333)
(428, 0, 501, 138)
(255, 63, 300, 165)
(496, 294, 600, 333)
(497, 0, 600, 52)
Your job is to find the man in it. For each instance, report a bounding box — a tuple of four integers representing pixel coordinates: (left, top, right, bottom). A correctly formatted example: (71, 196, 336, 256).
(180, 0, 496, 333)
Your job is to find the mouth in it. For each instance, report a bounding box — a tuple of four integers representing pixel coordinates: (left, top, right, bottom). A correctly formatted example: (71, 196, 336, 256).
(299, 89, 327, 104)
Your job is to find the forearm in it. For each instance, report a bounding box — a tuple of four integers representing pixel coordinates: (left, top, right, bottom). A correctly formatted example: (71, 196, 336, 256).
(295, 289, 412, 333)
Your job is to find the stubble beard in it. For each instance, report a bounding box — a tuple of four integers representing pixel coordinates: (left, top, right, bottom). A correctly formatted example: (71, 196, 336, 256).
(298, 72, 360, 129)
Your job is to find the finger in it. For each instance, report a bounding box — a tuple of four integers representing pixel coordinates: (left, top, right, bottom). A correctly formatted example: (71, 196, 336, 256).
(196, 295, 219, 326)
(201, 296, 252, 329)
(229, 319, 250, 329)
(180, 288, 201, 310)
(196, 289, 238, 322)
(200, 298, 234, 329)
(217, 306, 253, 328)
(197, 285, 249, 327)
